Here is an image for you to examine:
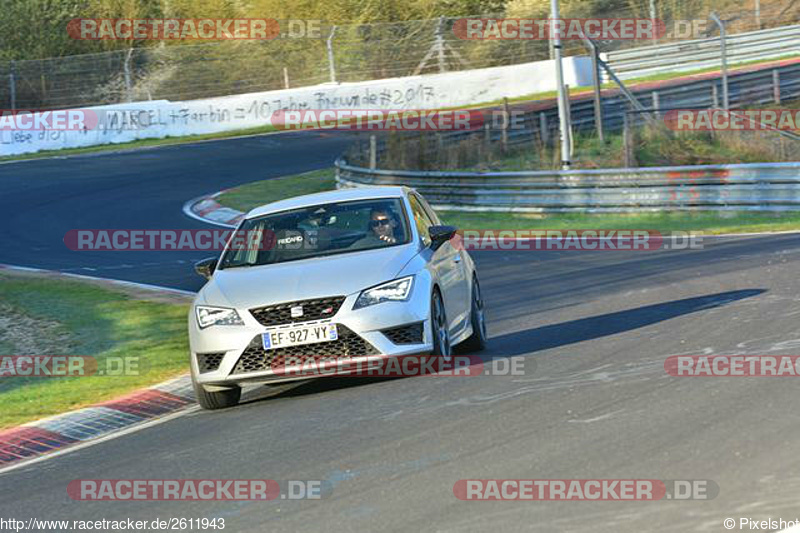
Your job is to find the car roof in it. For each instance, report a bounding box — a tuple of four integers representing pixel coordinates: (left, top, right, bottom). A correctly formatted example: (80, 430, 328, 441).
(245, 186, 412, 219)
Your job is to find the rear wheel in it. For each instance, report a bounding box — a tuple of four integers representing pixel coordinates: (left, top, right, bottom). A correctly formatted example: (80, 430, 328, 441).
(430, 290, 452, 360)
(193, 377, 241, 410)
(461, 277, 487, 351)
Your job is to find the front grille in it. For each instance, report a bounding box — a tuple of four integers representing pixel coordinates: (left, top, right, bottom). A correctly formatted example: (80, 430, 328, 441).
(196, 352, 225, 373)
(231, 325, 379, 374)
(250, 296, 346, 327)
(382, 322, 425, 344)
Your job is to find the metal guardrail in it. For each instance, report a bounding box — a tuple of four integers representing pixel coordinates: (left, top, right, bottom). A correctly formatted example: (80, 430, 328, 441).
(336, 160, 800, 212)
(604, 25, 800, 81)
(340, 53, 800, 212)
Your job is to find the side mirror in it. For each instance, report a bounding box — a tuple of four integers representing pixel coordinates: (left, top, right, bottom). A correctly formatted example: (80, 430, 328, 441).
(429, 225, 457, 250)
(194, 257, 217, 280)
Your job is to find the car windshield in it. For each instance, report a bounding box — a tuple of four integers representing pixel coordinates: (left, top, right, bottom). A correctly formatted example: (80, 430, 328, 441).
(218, 198, 411, 269)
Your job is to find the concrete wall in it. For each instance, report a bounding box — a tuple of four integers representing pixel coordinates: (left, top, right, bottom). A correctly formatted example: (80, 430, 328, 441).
(0, 56, 592, 156)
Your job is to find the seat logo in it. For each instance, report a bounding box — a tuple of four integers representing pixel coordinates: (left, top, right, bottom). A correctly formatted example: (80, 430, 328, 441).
(290, 305, 304, 318)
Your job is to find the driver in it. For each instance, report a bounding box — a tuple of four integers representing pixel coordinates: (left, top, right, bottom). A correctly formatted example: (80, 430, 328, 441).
(352, 208, 399, 248)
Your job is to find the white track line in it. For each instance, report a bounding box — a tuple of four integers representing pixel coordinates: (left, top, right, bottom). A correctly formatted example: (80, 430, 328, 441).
(0, 264, 195, 297)
(0, 406, 201, 476)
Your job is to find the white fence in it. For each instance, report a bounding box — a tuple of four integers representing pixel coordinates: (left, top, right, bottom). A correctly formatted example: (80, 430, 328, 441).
(0, 56, 592, 157)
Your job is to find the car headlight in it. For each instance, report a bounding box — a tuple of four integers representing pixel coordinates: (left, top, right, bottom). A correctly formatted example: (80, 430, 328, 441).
(195, 306, 244, 329)
(354, 276, 414, 309)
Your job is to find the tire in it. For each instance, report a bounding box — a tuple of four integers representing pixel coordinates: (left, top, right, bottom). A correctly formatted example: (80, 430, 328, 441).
(430, 289, 452, 360)
(193, 377, 241, 410)
(460, 276, 487, 352)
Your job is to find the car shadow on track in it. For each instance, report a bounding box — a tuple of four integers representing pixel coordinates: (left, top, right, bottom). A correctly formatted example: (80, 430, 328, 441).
(237, 375, 399, 406)
(233, 289, 764, 406)
(484, 288, 766, 357)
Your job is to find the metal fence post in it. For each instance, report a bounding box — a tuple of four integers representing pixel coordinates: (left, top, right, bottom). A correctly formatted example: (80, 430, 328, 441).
(283, 67, 290, 89)
(564, 84, 573, 159)
(755, 0, 761, 29)
(123, 48, 134, 102)
(539, 113, 549, 146)
(623, 110, 634, 167)
(710, 13, 729, 110)
(369, 135, 377, 170)
(502, 97, 510, 153)
(586, 38, 604, 142)
(649, 0, 657, 45)
(9, 60, 16, 110)
(652, 91, 660, 118)
(327, 26, 337, 83)
(436, 17, 447, 73)
(551, 0, 571, 169)
(773, 69, 781, 104)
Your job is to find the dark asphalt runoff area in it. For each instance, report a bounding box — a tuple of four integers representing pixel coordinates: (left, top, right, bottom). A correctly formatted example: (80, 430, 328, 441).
(2, 132, 800, 532)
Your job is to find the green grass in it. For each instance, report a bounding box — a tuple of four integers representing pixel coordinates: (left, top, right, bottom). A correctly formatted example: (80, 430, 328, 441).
(452, 92, 800, 173)
(216, 168, 800, 234)
(481, 129, 793, 172)
(0, 274, 189, 429)
(218, 168, 336, 212)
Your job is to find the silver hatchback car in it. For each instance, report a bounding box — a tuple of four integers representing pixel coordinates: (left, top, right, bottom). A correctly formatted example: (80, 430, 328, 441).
(189, 186, 487, 409)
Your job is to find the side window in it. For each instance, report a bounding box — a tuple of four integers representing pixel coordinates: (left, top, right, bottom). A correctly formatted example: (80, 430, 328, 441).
(417, 194, 442, 225)
(408, 194, 434, 246)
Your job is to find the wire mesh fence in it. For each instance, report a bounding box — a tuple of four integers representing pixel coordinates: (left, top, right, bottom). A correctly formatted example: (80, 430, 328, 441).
(342, 57, 800, 172)
(1, 5, 798, 111)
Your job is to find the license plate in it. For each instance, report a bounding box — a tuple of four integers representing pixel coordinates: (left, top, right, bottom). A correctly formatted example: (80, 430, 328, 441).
(262, 323, 338, 350)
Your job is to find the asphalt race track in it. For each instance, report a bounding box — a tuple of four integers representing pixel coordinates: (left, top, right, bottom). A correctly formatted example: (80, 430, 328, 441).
(0, 132, 357, 290)
(2, 133, 800, 532)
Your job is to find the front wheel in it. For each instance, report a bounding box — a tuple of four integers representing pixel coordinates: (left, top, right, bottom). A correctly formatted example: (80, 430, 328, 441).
(430, 290, 452, 360)
(460, 277, 487, 351)
(193, 377, 241, 410)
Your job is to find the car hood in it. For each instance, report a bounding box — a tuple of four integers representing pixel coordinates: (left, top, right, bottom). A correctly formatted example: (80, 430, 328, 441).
(201, 244, 419, 309)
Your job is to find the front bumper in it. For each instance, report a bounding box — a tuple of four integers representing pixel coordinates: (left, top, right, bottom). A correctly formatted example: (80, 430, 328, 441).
(189, 289, 432, 388)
